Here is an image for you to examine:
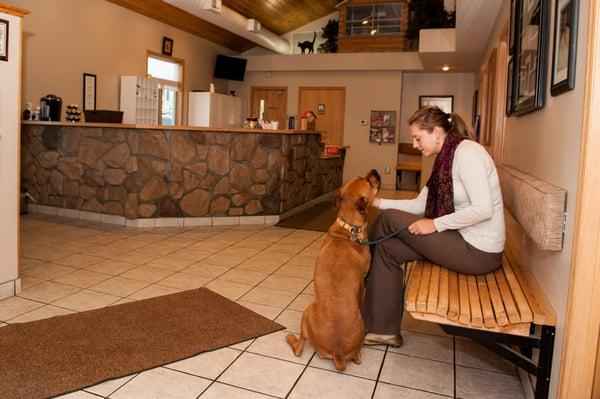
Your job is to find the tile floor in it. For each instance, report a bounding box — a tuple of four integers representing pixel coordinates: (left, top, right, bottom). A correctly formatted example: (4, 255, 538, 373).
(0, 210, 525, 399)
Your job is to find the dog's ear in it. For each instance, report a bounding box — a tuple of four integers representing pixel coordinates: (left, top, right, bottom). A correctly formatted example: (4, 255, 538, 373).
(366, 169, 382, 190)
(356, 196, 368, 214)
(333, 191, 341, 209)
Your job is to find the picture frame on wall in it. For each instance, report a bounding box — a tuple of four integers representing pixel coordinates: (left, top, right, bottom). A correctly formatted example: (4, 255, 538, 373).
(83, 73, 97, 111)
(162, 36, 173, 56)
(0, 18, 8, 62)
(551, 0, 578, 96)
(419, 95, 454, 114)
(510, 0, 550, 116)
(369, 111, 396, 144)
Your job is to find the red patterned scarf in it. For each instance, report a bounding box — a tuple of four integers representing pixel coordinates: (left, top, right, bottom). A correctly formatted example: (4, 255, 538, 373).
(425, 135, 466, 218)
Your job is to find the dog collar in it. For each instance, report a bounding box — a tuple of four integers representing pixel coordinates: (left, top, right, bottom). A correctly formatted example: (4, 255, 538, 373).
(335, 218, 368, 242)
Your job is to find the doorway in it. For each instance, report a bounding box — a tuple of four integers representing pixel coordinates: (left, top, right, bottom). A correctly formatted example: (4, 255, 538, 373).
(250, 87, 288, 128)
(298, 87, 346, 146)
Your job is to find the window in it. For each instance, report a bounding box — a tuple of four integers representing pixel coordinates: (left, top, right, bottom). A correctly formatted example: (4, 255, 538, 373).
(345, 3, 402, 37)
(147, 52, 184, 126)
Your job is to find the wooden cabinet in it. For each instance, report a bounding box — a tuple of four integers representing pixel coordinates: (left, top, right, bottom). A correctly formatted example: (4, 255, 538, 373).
(188, 92, 246, 128)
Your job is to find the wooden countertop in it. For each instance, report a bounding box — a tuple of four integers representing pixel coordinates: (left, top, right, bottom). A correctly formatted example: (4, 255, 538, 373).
(22, 121, 321, 135)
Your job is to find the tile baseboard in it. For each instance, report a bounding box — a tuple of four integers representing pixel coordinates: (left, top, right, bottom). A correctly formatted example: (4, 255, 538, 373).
(0, 278, 21, 300)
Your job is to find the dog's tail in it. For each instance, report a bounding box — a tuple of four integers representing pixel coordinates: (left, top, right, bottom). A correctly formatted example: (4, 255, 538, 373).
(332, 352, 347, 371)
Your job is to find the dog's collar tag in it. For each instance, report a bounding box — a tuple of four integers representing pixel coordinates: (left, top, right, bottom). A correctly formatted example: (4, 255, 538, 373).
(336, 218, 367, 242)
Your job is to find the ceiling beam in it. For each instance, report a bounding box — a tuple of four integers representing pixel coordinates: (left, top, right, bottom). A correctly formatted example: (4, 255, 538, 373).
(106, 0, 256, 53)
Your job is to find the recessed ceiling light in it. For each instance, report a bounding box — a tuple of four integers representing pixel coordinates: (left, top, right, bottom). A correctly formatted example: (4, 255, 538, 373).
(370, 29, 377, 35)
(442, 65, 450, 71)
(362, 19, 369, 25)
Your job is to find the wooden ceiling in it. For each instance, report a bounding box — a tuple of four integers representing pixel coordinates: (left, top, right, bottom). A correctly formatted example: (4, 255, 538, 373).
(107, 0, 338, 53)
(222, 0, 339, 36)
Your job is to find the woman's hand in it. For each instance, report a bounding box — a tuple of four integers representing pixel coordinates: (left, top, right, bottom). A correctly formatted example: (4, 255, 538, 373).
(408, 218, 437, 236)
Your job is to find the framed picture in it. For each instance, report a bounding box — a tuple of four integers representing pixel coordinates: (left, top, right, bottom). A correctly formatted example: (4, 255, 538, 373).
(472, 90, 478, 126)
(83, 73, 96, 111)
(551, 0, 578, 95)
(509, 0, 516, 55)
(0, 18, 8, 62)
(510, 0, 550, 116)
(162, 36, 173, 56)
(370, 111, 396, 144)
(506, 58, 515, 115)
(419, 95, 454, 114)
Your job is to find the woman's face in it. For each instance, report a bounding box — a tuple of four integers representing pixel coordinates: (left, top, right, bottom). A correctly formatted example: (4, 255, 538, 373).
(410, 124, 445, 157)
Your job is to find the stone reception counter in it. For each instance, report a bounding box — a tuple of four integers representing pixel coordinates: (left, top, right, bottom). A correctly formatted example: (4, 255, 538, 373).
(21, 122, 343, 221)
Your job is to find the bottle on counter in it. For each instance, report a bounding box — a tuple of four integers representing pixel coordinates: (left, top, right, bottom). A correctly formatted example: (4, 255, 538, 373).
(22, 102, 33, 120)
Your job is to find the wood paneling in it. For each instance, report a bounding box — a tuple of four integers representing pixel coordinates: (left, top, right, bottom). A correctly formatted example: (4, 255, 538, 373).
(223, 0, 338, 35)
(106, 0, 256, 52)
(338, 0, 409, 53)
(298, 87, 345, 146)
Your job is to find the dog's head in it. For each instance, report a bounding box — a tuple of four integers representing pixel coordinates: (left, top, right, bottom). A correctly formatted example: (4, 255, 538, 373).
(334, 169, 381, 217)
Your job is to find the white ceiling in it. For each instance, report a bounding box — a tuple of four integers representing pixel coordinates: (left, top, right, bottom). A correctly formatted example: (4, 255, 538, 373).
(419, 0, 505, 72)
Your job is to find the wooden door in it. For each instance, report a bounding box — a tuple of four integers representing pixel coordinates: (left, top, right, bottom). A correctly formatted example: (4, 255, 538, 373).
(298, 87, 345, 146)
(250, 87, 287, 127)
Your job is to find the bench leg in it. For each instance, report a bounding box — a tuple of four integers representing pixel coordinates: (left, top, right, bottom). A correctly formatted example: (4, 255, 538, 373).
(439, 324, 555, 399)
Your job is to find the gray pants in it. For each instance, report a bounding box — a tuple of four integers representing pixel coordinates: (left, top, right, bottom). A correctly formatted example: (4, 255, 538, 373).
(363, 209, 503, 335)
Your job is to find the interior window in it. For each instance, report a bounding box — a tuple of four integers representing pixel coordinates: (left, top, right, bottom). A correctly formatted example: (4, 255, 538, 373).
(345, 2, 402, 37)
(147, 53, 184, 126)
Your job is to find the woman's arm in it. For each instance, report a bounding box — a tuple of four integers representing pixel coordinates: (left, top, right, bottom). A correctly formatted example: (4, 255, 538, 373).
(376, 187, 428, 215)
(433, 144, 494, 232)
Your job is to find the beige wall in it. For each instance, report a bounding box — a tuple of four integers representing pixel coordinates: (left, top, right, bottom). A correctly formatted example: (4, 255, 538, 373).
(483, 0, 590, 397)
(0, 10, 22, 289)
(12, 0, 233, 123)
(399, 72, 476, 185)
(230, 70, 403, 189)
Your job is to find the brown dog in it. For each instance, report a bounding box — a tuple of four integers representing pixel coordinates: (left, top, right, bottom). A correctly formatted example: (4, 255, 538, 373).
(286, 169, 381, 371)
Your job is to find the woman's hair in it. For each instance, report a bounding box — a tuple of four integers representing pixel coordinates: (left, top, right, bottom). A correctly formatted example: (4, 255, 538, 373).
(407, 106, 472, 139)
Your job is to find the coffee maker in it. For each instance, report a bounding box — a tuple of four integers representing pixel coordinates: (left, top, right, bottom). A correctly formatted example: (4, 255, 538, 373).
(40, 94, 62, 121)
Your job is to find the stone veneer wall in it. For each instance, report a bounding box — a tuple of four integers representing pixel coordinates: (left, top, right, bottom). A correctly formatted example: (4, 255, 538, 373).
(21, 124, 343, 218)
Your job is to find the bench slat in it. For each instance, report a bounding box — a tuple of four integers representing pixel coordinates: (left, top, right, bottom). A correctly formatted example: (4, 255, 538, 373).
(416, 262, 432, 312)
(467, 275, 484, 327)
(410, 312, 531, 337)
(477, 275, 498, 328)
(504, 242, 557, 326)
(405, 261, 422, 312)
(458, 274, 471, 325)
(485, 273, 509, 326)
(436, 267, 449, 317)
(447, 270, 460, 321)
(502, 256, 533, 323)
(494, 268, 522, 324)
(427, 264, 441, 313)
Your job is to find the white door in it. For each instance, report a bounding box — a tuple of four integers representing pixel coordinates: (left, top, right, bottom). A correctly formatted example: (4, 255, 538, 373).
(0, 10, 23, 296)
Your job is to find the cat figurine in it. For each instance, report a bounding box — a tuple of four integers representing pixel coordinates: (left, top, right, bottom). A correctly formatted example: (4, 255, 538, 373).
(298, 31, 316, 54)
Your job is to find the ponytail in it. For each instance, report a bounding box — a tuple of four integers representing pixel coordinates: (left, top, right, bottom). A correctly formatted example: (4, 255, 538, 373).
(408, 106, 472, 139)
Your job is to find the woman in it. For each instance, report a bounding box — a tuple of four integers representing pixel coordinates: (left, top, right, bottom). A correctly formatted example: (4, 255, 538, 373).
(363, 106, 505, 347)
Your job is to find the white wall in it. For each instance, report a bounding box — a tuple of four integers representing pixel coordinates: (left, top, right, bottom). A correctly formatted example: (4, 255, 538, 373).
(0, 10, 23, 297)
(483, 1, 590, 397)
(11, 0, 235, 123)
(230, 70, 402, 188)
(399, 72, 475, 184)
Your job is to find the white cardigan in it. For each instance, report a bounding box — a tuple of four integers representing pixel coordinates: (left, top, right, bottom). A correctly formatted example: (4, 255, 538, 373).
(379, 140, 505, 253)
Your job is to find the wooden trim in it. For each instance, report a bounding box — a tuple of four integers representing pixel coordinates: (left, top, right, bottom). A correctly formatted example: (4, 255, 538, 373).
(492, 23, 509, 164)
(0, 3, 29, 17)
(558, 1, 600, 397)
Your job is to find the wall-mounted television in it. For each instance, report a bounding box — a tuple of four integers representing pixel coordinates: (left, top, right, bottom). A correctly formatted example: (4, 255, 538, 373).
(213, 55, 247, 81)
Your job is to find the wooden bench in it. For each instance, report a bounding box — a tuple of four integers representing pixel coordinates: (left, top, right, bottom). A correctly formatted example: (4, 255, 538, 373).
(405, 211, 557, 399)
